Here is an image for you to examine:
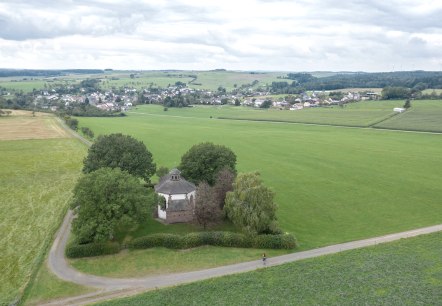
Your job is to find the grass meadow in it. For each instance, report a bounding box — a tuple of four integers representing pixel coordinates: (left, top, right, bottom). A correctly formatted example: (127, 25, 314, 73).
(78, 104, 442, 252)
(97, 231, 442, 306)
(134, 101, 402, 127)
(0, 120, 86, 304)
(374, 100, 442, 132)
(70, 247, 290, 278)
(24, 262, 94, 306)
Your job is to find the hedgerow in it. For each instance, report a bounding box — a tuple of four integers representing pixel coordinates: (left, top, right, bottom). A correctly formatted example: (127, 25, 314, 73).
(129, 232, 296, 250)
(65, 242, 121, 258)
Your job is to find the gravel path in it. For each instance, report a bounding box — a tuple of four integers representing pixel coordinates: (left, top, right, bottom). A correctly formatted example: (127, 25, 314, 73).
(45, 210, 442, 305)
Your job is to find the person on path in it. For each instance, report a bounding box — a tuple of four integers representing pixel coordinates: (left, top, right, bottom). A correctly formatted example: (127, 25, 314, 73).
(262, 253, 267, 266)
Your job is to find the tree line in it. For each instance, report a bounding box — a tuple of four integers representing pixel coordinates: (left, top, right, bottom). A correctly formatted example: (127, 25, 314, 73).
(270, 71, 442, 94)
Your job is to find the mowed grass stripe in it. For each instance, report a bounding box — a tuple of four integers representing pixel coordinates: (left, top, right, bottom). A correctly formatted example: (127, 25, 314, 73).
(78, 106, 442, 250)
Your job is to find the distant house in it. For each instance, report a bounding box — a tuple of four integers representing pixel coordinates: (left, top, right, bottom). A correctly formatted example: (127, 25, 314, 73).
(393, 107, 406, 113)
(154, 169, 196, 224)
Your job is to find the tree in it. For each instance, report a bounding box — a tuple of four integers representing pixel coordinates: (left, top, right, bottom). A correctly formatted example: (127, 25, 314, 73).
(83, 133, 156, 182)
(260, 99, 272, 108)
(71, 168, 153, 243)
(194, 182, 222, 229)
(213, 167, 235, 209)
(64, 117, 78, 131)
(403, 99, 411, 109)
(224, 172, 279, 234)
(179, 142, 237, 185)
(234, 98, 241, 106)
(81, 126, 94, 139)
(156, 166, 170, 179)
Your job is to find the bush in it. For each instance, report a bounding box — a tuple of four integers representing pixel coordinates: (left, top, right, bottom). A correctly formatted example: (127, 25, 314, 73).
(65, 242, 120, 258)
(129, 232, 296, 250)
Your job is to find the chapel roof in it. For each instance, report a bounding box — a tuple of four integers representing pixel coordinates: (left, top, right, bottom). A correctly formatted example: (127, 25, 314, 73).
(155, 168, 196, 195)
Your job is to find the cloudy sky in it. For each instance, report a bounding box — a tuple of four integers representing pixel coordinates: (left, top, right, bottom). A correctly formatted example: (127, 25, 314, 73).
(1, 0, 442, 71)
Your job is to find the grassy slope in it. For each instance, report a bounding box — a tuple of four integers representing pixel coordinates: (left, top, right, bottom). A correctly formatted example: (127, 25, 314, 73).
(70, 247, 290, 278)
(375, 100, 442, 132)
(97, 231, 442, 306)
(24, 262, 94, 306)
(0, 138, 86, 304)
(78, 105, 442, 251)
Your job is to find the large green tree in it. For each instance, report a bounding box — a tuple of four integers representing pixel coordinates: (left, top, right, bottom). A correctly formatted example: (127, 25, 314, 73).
(71, 168, 153, 243)
(83, 133, 156, 182)
(224, 172, 279, 234)
(179, 142, 236, 185)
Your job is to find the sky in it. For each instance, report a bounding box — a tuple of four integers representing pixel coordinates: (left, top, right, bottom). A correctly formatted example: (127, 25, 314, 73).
(1, 0, 442, 72)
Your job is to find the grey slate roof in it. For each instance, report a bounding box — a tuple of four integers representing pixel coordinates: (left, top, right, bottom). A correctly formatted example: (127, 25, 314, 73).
(155, 169, 196, 195)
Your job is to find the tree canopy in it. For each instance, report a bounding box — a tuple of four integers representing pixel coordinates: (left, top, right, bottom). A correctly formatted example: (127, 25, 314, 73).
(179, 142, 236, 185)
(71, 167, 153, 243)
(83, 133, 156, 182)
(194, 182, 222, 229)
(224, 172, 279, 234)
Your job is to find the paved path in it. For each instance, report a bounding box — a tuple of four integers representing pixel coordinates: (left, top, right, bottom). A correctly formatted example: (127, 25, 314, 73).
(46, 210, 442, 305)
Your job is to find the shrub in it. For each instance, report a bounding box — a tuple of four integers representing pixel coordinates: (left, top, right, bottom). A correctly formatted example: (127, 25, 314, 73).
(129, 232, 296, 250)
(65, 242, 120, 258)
(183, 232, 203, 248)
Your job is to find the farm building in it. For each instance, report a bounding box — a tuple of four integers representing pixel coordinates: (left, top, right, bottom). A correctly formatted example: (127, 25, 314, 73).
(393, 107, 406, 113)
(154, 168, 196, 223)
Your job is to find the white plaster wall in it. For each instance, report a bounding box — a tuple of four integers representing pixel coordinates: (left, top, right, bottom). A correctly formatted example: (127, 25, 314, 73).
(158, 205, 167, 219)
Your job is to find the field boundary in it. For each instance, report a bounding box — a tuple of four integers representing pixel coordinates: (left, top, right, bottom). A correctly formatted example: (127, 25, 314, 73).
(217, 116, 442, 134)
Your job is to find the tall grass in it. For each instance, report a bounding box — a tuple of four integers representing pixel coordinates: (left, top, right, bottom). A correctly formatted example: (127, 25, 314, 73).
(0, 139, 86, 304)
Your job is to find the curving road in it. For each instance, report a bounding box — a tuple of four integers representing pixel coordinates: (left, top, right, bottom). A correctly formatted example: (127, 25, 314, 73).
(46, 210, 442, 305)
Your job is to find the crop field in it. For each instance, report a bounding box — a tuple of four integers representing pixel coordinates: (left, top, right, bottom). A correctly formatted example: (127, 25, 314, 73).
(0, 70, 285, 93)
(187, 71, 285, 91)
(374, 100, 442, 132)
(0, 113, 86, 304)
(78, 105, 442, 252)
(132, 102, 401, 127)
(0, 110, 70, 140)
(98, 231, 442, 305)
(0, 79, 48, 93)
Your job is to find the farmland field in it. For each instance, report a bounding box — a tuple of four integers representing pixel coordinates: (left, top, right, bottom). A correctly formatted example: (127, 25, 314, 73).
(374, 100, 442, 132)
(131, 102, 402, 127)
(78, 104, 442, 251)
(0, 112, 86, 305)
(0, 110, 70, 140)
(98, 231, 442, 306)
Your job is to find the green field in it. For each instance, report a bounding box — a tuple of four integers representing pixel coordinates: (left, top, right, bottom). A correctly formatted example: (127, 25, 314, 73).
(0, 70, 286, 93)
(78, 104, 442, 251)
(70, 247, 290, 278)
(0, 138, 86, 304)
(187, 71, 284, 91)
(133, 101, 403, 127)
(24, 262, 94, 306)
(375, 100, 442, 132)
(98, 231, 442, 305)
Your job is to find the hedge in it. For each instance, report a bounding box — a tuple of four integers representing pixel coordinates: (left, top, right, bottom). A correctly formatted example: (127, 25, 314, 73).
(65, 241, 121, 258)
(129, 232, 296, 250)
